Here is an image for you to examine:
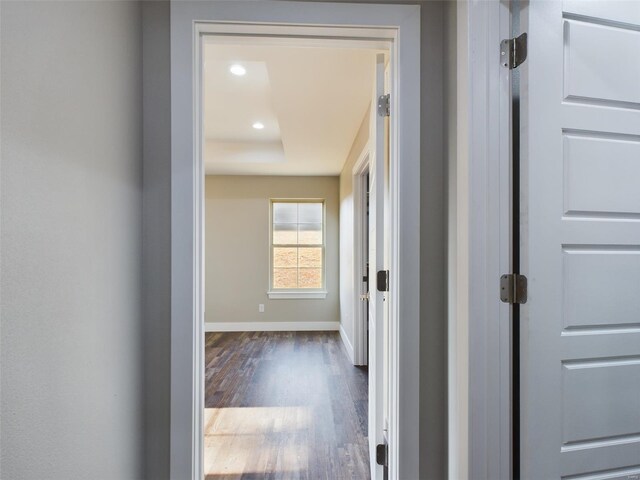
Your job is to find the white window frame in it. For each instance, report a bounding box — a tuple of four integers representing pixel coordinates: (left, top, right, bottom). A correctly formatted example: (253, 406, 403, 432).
(267, 198, 328, 299)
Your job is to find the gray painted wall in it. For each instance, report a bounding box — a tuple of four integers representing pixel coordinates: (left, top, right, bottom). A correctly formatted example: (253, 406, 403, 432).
(0, 1, 143, 479)
(418, 2, 447, 479)
(142, 1, 172, 479)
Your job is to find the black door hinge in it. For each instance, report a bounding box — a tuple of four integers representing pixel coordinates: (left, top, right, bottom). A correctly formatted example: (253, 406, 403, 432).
(377, 94, 390, 117)
(377, 270, 389, 292)
(376, 443, 388, 467)
(500, 32, 527, 69)
(500, 273, 528, 304)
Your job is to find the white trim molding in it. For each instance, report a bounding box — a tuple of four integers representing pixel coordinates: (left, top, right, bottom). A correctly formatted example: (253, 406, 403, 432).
(267, 290, 327, 300)
(205, 321, 339, 332)
(352, 145, 370, 366)
(449, 1, 512, 478)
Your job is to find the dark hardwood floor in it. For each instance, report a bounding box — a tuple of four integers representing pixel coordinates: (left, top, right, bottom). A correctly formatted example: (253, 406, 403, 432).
(204, 331, 370, 480)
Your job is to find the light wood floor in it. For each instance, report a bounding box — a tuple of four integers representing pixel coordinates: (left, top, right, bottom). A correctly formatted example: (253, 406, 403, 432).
(204, 331, 370, 480)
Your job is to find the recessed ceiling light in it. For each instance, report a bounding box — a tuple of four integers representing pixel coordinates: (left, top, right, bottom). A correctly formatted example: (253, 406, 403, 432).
(252, 122, 265, 130)
(229, 64, 246, 76)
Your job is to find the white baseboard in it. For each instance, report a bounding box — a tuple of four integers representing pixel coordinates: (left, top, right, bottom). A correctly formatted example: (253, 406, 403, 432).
(204, 321, 340, 332)
(339, 324, 355, 364)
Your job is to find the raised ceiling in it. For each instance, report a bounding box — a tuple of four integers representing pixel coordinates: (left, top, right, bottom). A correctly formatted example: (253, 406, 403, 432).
(203, 41, 376, 176)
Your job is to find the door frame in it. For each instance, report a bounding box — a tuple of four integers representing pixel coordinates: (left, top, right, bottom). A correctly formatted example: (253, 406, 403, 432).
(169, 2, 420, 479)
(353, 145, 370, 366)
(449, 0, 513, 478)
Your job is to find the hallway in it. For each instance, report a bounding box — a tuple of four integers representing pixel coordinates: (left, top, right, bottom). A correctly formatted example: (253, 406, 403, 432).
(204, 331, 370, 479)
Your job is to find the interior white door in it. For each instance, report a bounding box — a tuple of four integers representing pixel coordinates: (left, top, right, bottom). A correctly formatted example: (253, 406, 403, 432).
(368, 52, 386, 479)
(520, 1, 640, 478)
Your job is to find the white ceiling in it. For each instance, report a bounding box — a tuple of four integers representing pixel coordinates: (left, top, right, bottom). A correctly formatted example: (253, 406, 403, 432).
(203, 42, 376, 176)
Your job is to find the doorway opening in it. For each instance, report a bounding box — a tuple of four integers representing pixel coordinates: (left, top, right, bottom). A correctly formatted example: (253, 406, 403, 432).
(200, 35, 390, 478)
(169, 4, 421, 477)
(354, 163, 371, 367)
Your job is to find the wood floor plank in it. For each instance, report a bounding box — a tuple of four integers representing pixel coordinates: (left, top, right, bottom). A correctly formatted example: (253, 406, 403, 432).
(204, 331, 370, 479)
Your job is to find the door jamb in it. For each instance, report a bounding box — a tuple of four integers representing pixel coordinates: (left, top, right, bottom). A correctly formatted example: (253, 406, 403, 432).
(451, 0, 513, 478)
(170, 2, 421, 480)
(353, 145, 370, 366)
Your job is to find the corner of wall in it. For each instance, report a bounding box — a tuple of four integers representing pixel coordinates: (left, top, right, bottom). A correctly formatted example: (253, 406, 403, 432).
(142, 1, 172, 478)
(419, 1, 448, 479)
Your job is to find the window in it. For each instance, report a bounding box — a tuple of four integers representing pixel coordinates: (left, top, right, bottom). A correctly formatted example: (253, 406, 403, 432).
(269, 200, 326, 298)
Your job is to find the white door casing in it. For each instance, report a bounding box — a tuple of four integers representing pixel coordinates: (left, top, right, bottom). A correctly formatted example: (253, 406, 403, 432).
(456, 1, 513, 477)
(369, 52, 386, 479)
(353, 148, 370, 367)
(170, 3, 421, 479)
(520, 1, 640, 478)
(383, 60, 392, 444)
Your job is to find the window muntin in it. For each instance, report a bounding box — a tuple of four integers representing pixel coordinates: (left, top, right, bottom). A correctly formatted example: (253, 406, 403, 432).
(271, 200, 324, 290)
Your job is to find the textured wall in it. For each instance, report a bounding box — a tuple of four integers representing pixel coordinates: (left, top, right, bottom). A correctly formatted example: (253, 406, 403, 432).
(0, 2, 143, 478)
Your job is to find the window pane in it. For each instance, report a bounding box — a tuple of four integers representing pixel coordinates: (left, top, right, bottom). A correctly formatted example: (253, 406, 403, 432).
(298, 268, 322, 288)
(273, 268, 297, 289)
(273, 202, 297, 223)
(271, 201, 324, 290)
(273, 247, 297, 268)
(298, 223, 322, 244)
(298, 247, 322, 268)
(298, 202, 322, 223)
(273, 223, 297, 244)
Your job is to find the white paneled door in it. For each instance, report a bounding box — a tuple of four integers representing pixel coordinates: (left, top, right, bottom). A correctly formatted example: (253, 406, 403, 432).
(521, 1, 640, 478)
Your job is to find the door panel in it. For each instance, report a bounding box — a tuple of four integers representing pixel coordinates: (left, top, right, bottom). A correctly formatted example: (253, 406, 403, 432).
(563, 132, 640, 217)
(521, 1, 640, 478)
(562, 359, 640, 444)
(563, 19, 640, 107)
(563, 248, 640, 329)
(563, 0, 640, 25)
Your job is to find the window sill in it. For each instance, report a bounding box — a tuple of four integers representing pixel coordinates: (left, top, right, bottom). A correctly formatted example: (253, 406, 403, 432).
(267, 290, 328, 300)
